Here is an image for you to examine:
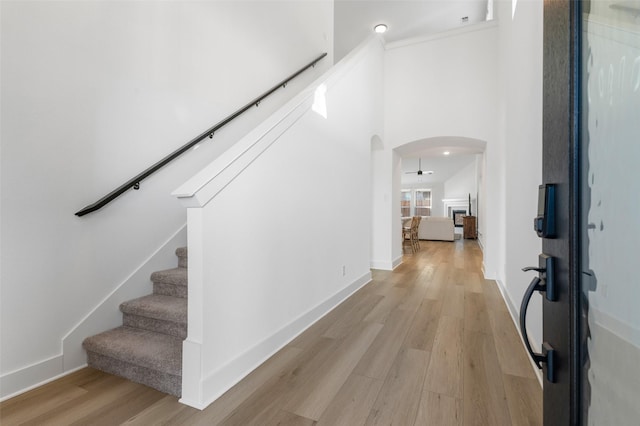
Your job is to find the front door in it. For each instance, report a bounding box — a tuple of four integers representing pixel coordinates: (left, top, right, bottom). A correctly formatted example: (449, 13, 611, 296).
(538, 0, 640, 424)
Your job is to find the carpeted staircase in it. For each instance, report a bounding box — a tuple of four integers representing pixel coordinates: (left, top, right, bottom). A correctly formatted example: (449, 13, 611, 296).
(82, 247, 187, 396)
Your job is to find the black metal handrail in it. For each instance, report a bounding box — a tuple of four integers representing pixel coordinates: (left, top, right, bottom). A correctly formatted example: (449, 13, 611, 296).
(75, 52, 327, 217)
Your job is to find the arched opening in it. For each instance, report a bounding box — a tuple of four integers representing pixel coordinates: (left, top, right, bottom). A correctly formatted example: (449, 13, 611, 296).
(394, 135, 487, 243)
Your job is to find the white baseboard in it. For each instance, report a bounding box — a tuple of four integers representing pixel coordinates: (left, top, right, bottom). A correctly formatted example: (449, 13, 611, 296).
(0, 357, 87, 401)
(482, 261, 494, 280)
(494, 279, 543, 386)
(370, 255, 403, 271)
(184, 271, 372, 410)
(477, 235, 485, 251)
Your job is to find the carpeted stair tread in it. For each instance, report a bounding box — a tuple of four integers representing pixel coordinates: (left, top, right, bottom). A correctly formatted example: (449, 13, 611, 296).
(120, 294, 186, 324)
(83, 245, 188, 396)
(83, 326, 182, 376)
(150, 267, 187, 286)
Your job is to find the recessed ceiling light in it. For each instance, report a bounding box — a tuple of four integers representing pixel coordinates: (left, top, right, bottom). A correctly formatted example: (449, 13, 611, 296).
(374, 24, 388, 34)
(443, 151, 450, 156)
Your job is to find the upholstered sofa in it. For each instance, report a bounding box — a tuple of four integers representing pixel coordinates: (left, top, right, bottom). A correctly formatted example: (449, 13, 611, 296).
(418, 216, 455, 241)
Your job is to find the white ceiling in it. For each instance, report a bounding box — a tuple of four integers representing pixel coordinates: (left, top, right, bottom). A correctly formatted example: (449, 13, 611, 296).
(334, 0, 489, 59)
(401, 153, 477, 184)
(396, 136, 484, 184)
(401, 154, 476, 185)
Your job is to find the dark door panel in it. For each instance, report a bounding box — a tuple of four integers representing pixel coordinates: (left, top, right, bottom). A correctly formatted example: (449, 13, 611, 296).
(541, 0, 581, 424)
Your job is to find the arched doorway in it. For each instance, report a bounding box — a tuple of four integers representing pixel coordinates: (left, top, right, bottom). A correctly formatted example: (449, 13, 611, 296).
(396, 136, 486, 222)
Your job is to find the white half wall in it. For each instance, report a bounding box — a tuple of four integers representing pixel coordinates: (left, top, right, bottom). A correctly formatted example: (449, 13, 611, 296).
(174, 36, 384, 409)
(0, 0, 333, 399)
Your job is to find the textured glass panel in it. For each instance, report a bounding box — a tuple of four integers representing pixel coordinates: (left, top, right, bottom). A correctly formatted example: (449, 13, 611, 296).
(581, 2, 640, 424)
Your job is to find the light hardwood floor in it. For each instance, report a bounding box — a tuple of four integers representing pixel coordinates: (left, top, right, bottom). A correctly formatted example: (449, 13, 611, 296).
(1, 239, 542, 425)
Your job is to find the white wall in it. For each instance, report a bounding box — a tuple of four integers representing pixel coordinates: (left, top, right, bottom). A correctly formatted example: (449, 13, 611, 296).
(373, 22, 500, 272)
(495, 0, 544, 354)
(371, 139, 396, 269)
(476, 152, 487, 246)
(174, 37, 384, 409)
(444, 161, 476, 200)
(384, 22, 500, 146)
(0, 0, 333, 399)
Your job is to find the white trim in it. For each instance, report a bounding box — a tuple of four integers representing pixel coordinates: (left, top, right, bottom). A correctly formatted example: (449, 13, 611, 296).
(371, 255, 403, 271)
(385, 20, 499, 51)
(0, 357, 85, 401)
(370, 260, 392, 270)
(370, 254, 403, 271)
(0, 355, 62, 401)
(179, 339, 204, 409)
(183, 271, 372, 410)
(180, 208, 205, 406)
(494, 279, 544, 386)
(482, 259, 494, 280)
(392, 255, 403, 269)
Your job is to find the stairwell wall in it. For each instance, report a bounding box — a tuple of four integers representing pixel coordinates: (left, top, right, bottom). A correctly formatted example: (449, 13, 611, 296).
(0, 0, 333, 400)
(173, 36, 384, 409)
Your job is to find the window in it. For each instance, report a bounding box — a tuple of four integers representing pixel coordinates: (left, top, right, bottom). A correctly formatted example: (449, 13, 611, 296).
(415, 189, 432, 216)
(401, 190, 411, 217)
(401, 189, 432, 217)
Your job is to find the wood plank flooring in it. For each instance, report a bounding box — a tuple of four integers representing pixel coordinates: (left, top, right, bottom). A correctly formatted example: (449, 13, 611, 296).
(0, 239, 542, 425)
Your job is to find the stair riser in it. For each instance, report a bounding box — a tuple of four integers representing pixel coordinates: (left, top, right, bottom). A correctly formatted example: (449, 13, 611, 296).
(123, 314, 187, 339)
(87, 351, 181, 396)
(153, 282, 187, 298)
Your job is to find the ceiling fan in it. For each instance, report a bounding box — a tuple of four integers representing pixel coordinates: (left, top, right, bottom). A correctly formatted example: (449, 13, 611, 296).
(405, 158, 433, 176)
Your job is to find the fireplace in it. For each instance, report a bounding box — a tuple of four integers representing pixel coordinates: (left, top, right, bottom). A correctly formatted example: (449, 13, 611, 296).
(443, 198, 468, 217)
(452, 210, 466, 228)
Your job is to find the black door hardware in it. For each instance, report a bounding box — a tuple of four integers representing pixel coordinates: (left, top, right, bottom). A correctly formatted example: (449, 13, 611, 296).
(535, 183, 556, 238)
(520, 253, 556, 382)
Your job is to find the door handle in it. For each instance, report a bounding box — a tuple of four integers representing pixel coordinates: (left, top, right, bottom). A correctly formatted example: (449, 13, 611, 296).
(519, 276, 556, 382)
(522, 254, 556, 302)
(520, 253, 557, 383)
